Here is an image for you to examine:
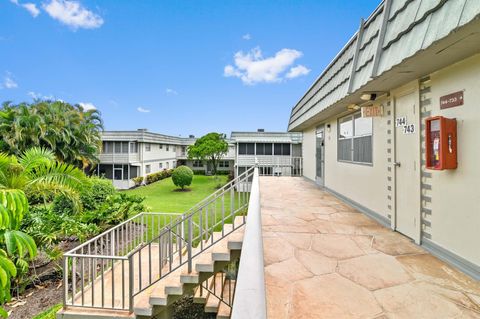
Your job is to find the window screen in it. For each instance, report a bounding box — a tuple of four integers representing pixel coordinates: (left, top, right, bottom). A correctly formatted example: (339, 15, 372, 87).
(338, 112, 373, 164)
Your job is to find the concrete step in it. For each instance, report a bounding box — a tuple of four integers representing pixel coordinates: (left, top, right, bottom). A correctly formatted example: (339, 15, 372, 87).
(56, 307, 135, 319)
(58, 222, 245, 319)
(216, 279, 235, 319)
(204, 273, 223, 313)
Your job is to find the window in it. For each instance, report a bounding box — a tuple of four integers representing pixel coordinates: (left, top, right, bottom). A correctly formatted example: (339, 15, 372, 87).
(238, 143, 254, 155)
(338, 112, 373, 164)
(219, 161, 229, 168)
(166, 162, 170, 169)
(193, 160, 202, 167)
(160, 144, 163, 149)
(130, 142, 138, 153)
(145, 165, 151, 174)
(166, 145, 169, 151)
(256, 143, 273, 155)
(159, 162, 163, 169)
(181, 146, 186, 155)
(173, 146, 176, 152)
(273, 143, 291, 156)
(121, 142, 128, 153)
(114, 142, 122, 153)
(173, 161, 176, 168)
(103, 142, 113, 153)
(145, 144, 151, 152)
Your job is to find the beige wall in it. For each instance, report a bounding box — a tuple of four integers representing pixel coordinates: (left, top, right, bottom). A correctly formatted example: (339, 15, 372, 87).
(322, 105, 390, 220)
(427, 54, 480, 265)
(302, 126, 316, 181)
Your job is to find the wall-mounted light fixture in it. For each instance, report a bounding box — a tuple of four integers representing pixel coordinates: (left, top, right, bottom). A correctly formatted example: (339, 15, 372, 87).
(360, 93, 377, 101)
(326, 124, 331, 132)
(347, 104, 360, 111)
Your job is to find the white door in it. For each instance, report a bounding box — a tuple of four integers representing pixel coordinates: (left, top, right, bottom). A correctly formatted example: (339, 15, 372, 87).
(315, 126, 325, 186)
(394, 92, 420, 240)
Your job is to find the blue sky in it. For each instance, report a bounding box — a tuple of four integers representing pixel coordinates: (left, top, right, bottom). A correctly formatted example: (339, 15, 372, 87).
(1, 0, 379, 137)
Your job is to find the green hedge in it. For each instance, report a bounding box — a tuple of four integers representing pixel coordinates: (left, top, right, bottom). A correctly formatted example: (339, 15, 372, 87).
(144, 169, 174, 184)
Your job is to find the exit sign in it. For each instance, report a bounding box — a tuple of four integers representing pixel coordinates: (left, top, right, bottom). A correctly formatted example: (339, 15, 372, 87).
(440, 91, 464, 109)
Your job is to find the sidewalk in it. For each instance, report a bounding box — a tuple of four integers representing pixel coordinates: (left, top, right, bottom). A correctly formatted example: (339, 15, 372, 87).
(259, 176, 480, 319)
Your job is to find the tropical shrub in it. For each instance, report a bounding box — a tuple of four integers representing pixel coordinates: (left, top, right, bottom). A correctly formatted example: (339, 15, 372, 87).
(80, 177, 116, 211)
(132, 176, 144, 187)
(81, 193, 146, 227)
(145, 169, 173, 185)
(172, 166, 193, 190)
(22, 206, 100, 246)
(0, 100, 103, 169)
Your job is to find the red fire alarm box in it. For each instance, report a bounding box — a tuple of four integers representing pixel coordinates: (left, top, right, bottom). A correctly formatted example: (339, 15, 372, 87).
(425, 116, 457, 170)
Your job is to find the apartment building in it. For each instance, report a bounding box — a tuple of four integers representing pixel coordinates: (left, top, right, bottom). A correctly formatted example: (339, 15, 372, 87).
(289, 0, 480, 279)
(97, 129, 302, 189)
(232, 130, 302, 177)
(96, 129, 195, 189)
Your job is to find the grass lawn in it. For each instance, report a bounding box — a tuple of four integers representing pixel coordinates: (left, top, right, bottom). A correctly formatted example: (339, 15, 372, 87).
(124, 175, 229, 213)
(124, 175, 247, 243)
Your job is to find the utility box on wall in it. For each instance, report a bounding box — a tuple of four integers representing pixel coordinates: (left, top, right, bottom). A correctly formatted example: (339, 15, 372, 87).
(425, 116, 457, 170)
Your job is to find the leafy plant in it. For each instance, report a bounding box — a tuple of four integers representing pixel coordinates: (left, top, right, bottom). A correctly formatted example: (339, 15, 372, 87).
(187, 132, 228, 175)
(0, 101, 103, 169)
(145, 169, 173, 185)
(132, 176, 144, 187)
(172, 166, 193, 190)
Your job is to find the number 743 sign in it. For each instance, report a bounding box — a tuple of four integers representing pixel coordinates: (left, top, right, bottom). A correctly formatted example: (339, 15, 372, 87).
(396, 117, 415, 134)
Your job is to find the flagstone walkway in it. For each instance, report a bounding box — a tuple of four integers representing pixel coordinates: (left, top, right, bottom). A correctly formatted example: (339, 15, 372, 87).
(259, 177, 480, 319)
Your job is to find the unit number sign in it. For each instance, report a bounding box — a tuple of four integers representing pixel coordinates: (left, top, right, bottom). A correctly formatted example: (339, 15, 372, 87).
(403, 124, 415, 134)
(395, 117, 407, 127)
(396, 116, 415, 134)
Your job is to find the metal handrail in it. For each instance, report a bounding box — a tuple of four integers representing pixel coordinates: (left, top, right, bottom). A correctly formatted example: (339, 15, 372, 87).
(62, 166, 256, 312)
(64, 212, 184, 257)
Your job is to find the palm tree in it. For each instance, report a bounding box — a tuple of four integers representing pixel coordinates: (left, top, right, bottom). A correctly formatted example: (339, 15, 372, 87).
(0, 147, 89, 315)
(0, 101, 104, 170)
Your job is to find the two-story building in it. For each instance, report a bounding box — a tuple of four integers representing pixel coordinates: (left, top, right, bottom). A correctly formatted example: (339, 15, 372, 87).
(232, 130, 302, 177)
(97, 129, 303, 189)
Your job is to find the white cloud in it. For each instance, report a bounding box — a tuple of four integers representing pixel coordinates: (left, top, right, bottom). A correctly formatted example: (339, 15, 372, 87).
(286, 65, 311, 79)
(43, 0, 104, 30)
(224, 47, 309, 85)
(137, 107, 150, 113)
(9, 0, 40, 17)
(242, 33, 251, 40)
(165, 88, 178, 95)
(79, 102, 96, 111)
(22, 3, 40, 17)
(2, 74, 18, 89)
(27, 91, 57, 100)
(28, 91, 40, 99)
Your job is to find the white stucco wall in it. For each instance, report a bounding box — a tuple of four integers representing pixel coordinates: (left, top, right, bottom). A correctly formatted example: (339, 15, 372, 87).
(322, 108, 390, 220)
(427, 54, 480, 266)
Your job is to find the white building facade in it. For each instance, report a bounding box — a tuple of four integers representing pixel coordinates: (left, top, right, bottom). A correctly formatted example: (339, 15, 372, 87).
(289, 0, 480, 279)
(97, 129, 302, 189)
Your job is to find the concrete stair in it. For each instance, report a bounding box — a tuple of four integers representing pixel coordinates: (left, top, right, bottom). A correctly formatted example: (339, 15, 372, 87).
(193, 272, 236, 319)
(57, 216, 244, 319)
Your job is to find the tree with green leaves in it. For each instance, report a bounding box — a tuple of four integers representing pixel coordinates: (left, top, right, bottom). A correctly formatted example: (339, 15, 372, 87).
(0, 100, 103, 169)
(0, 147, 89, 315)
(187, 133, 229, 176)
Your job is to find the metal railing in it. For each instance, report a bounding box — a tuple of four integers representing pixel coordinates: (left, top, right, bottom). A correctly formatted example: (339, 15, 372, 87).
(62, 166, 255, 312)
(257, 156, 303, 177)
(63, 212, 183, 311)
